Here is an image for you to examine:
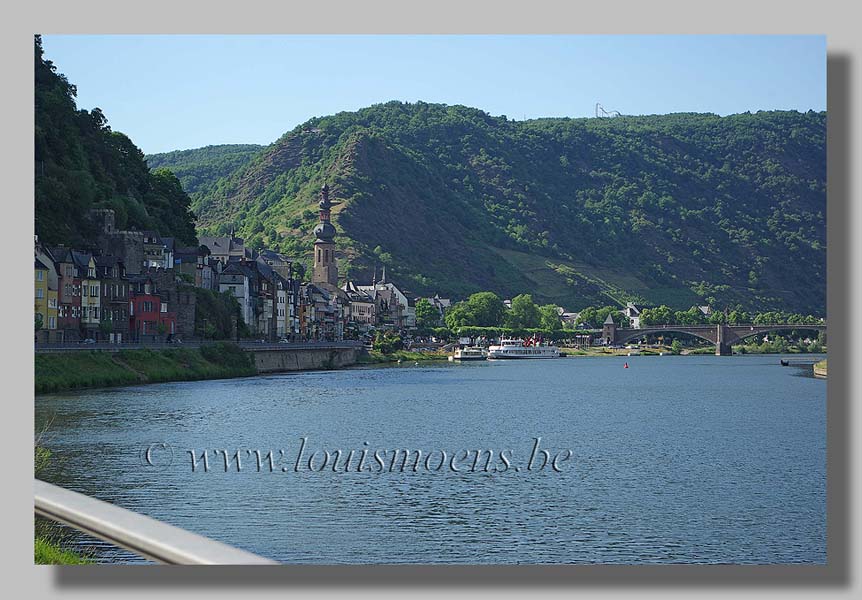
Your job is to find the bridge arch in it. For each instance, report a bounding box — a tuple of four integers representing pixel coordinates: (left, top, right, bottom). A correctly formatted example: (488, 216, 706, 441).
(728, 325, 825, 344)
(614, 327, 716, 346)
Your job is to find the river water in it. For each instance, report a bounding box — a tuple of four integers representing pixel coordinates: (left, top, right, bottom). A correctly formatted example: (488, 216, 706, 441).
(35, 354, 826, 564)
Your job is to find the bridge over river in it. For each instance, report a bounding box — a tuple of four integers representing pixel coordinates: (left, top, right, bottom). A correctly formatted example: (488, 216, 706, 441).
(602, 322, 826, 355)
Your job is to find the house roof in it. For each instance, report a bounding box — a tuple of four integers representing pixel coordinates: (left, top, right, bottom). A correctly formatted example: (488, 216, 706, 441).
(94, 255, 123, 269)
(604, 314, 616, 325)
(70, 250, 93, 270)
(35, 258, 48, 270)
(47, 246, 72, 263)
(198, 236, 230, 253)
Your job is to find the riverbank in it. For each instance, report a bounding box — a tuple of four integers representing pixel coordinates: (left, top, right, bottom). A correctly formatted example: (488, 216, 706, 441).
(813, 359, 827, 378)
(35, 535, 91, 565)
(560, 346, 673, 357)
(356, 349, 450, 364)
(35, 343, 256, 394)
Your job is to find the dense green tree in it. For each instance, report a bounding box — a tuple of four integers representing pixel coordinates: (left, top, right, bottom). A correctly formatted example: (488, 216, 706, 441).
(465, 292, 506, 327)
(414, 298, 439, 328)
(507, 294, 541, 329)
(539, 304, 563, 330)
(640, 305, 675, 326)
(444, 302, 476, 330)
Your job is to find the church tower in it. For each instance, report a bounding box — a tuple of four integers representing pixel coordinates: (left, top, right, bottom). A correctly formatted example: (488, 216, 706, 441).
(312, 183, 339, 287)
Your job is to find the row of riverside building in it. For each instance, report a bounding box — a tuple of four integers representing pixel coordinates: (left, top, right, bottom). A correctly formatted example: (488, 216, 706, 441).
(34, 184, 452, 344)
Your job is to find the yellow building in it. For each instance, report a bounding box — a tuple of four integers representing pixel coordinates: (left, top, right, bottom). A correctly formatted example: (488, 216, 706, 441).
(35, 258, 48, 332)
(35, 255, 59, 342)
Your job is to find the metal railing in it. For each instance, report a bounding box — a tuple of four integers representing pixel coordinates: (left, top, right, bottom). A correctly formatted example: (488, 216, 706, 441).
(34, 339, 364, 353)
(34, 479, 277, 565)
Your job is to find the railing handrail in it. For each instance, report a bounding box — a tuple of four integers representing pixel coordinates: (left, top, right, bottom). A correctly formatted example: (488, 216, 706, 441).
(34, 339, 364, 353)
(34, 479, 277, 565)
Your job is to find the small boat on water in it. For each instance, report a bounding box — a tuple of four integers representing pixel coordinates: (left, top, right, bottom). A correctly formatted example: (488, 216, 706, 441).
(780, 359, 790, 366)
(449, 346, 488, 361)
(487, 336, 560, 360)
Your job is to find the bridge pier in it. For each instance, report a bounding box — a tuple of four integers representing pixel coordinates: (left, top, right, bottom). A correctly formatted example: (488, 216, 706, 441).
(715, 342, 733, 356)
(715, 325, 734, 355)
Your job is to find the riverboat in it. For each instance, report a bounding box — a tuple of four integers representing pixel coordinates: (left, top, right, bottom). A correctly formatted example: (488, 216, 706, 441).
(486, 337, 560, 359)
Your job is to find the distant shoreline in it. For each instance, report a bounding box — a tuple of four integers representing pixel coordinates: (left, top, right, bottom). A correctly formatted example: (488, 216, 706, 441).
(35, 344, 827, 396)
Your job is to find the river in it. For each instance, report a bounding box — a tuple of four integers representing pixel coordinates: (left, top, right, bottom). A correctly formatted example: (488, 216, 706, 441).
(35, 354, 826, 564)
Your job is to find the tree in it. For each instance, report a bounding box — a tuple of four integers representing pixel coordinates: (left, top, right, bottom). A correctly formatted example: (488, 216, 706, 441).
(577, 306, 598, 328)
(373, 331, 403, 354)
(640, 305, 674, 326)
(465, 292, 505, 327)
(414, 298, 439, 329)
(35, 313, 43, 332)
(671, 339, 683, 355)
(444, 302, 476, 330)
(539, 304, 562, 330)
(596, 305, 628, 327)
(507, 294, 541, 328)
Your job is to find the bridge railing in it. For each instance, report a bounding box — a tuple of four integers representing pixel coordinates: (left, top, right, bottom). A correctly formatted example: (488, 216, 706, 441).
(34, 479, 277, 565)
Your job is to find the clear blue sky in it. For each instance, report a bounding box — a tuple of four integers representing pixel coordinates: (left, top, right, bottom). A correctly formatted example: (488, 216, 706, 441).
(40, 35, 826, 155)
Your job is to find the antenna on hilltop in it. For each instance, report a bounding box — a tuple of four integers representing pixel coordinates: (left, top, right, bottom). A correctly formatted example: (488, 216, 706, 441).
(595, 103, 622, 118)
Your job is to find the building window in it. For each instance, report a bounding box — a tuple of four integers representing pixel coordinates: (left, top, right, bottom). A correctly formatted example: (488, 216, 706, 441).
(36, 271, 44, 281)
(36, 288, 44, 299)
(48, 317, 56, 329)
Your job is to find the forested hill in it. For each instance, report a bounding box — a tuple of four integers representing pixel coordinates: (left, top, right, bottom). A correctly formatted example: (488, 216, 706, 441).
(157, 102, 827, 314)
(146, 144, 264, 207)
(34, 36, 197, 247)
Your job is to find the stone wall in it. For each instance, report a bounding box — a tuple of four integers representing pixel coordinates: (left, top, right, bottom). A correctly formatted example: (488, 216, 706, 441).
(251, 347, 359, 373)
(101, 231, 145, 274)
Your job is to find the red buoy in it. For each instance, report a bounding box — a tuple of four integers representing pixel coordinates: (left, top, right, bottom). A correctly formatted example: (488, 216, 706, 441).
(624, 362, 629, 369)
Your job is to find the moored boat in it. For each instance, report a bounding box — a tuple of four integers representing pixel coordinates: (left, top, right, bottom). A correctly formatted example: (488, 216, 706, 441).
(487, 336, 560, 359)
(449, 346, 488, 361)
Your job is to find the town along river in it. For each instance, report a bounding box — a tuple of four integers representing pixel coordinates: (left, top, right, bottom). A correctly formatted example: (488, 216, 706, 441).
(35, 354, 826, 564)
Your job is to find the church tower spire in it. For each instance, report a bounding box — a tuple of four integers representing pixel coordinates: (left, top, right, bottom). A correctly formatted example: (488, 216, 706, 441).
(312, 182, 338, 287)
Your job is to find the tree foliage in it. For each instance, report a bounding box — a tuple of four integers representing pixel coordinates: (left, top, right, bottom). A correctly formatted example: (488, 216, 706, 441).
(414, 298, 439, 328)
(34, 35, 197, 246)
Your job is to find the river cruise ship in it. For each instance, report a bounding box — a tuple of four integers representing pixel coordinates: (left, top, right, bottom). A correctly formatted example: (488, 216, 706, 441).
(487, 337, 560, 359)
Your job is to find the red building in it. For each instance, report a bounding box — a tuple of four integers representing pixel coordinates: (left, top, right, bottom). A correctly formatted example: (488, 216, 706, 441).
(128, 275, 176, 341)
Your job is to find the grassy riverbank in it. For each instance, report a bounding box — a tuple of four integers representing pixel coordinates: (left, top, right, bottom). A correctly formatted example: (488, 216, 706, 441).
(560, 346, 673, 357)
(356, 350, 450, 364)
(35, 343, 256, 394)
(35, 536, 91, 565)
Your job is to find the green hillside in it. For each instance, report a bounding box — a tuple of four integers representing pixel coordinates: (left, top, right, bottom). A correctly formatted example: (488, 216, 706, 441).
(34, 36, 197, 247)
(146, 144, 264, 212)
(162, 101, 826, 314)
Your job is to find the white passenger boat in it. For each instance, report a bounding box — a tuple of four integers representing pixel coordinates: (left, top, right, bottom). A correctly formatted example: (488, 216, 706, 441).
(449, 346, 488, 361)
(487, 337, 560, 359)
